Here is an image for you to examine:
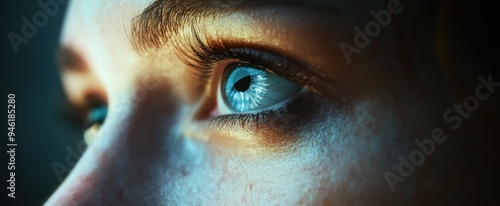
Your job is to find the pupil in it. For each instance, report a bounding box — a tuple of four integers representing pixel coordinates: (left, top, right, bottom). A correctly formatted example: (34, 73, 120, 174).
(234, 75, 252, 92)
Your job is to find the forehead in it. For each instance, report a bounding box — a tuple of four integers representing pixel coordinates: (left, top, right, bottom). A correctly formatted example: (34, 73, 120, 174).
(63, 0, 369, 25)
(62, 0, 381, 41)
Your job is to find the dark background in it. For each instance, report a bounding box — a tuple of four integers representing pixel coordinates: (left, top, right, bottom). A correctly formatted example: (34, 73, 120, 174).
(1, 1, 80, 205)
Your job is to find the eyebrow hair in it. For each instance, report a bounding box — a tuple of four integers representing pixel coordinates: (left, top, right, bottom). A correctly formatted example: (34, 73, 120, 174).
(130, 0, 342, 54)
(131, 0, 203, 53)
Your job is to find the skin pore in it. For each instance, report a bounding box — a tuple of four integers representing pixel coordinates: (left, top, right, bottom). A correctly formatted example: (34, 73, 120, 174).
(46, 0, 497, 205)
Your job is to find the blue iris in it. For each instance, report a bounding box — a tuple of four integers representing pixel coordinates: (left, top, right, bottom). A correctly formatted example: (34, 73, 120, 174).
(86, 106, 107, 126)
(222, 64, 302, 112)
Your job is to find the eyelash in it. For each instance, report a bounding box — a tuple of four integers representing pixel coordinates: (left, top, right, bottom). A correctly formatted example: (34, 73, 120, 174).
(176, 31, 329, 96)
(80, 34, 332, 133)
(201, 100, 298, 131)
(177, 34, 317, 130)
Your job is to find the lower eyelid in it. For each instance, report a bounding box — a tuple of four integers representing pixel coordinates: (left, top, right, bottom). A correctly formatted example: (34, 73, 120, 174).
(198, 91, 323, 148)
(213, 88, 306, 125)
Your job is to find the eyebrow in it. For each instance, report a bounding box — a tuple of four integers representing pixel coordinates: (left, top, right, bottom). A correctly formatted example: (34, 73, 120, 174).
(130, 0, 342, 54)
(56, 46, 87, 71)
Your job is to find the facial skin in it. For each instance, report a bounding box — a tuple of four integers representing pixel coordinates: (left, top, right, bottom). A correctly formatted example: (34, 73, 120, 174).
(46, 0, 497, 205)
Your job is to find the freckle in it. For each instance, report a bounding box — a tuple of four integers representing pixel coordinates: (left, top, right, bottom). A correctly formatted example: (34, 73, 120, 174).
(249, 183, 253, 190)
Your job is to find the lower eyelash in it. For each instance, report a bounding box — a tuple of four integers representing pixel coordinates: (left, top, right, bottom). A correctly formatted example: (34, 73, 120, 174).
(204, 88, 308, 133)
(201, 104, 293, 131)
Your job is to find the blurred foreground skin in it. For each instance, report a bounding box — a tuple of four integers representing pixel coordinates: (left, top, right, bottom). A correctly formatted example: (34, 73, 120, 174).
(46, 0, 498, 205)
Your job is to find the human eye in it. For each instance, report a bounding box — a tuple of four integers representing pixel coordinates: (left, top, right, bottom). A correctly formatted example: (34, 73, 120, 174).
(83, 105, 107, 146)
(178, 37, 336, 147)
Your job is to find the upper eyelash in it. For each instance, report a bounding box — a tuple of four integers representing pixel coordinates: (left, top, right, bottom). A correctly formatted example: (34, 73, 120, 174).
(172, 27, 231, 80)
(180, 28, 348, 107)
(173, 28, 333, 100)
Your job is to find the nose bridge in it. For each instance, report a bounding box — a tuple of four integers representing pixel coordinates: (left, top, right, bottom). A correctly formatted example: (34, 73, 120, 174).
(46, 85, 187, 205)
(108, 82, 184, 157)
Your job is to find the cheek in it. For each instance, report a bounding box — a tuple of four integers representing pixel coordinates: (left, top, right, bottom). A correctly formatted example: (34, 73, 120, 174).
(316, 88, 441, 204)
(158, 137, 331, 205)
(135, 85, 429, 205)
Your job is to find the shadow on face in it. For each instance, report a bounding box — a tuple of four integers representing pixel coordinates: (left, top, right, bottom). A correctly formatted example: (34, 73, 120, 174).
(46, 0, 500, 205)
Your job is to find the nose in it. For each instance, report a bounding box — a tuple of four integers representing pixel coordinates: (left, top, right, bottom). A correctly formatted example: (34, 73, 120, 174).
(45, 85, 191, 205)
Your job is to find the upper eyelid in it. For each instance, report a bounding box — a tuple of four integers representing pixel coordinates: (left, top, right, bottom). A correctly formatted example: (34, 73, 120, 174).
(133, 1, 344, 102)
(171, 28, 226, 80)
(174, 33, 337, 102)
(169, 23, 343, 106)
(172, 28, 297, 80)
